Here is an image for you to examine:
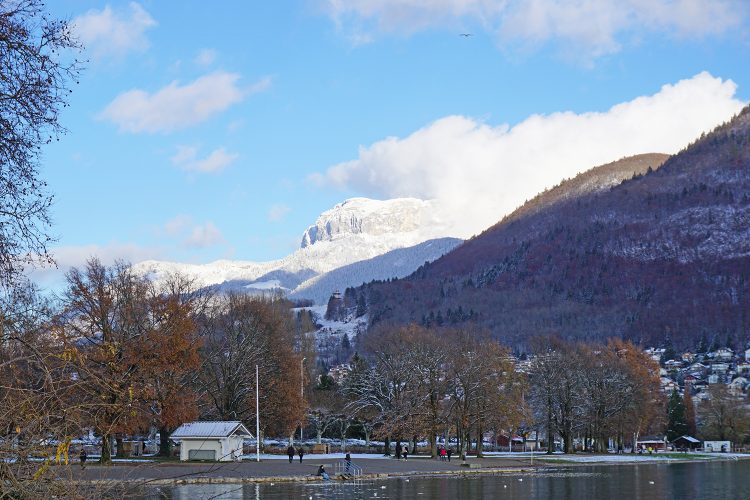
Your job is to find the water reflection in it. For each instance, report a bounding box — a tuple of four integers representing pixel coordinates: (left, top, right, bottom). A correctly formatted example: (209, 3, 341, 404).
(144, 461, 750, 499)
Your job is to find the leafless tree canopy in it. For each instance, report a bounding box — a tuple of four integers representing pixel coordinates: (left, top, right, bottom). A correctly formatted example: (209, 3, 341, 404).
(0, 0, 82, 289)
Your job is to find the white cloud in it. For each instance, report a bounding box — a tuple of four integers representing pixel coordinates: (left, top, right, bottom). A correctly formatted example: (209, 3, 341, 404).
(73, 2, 157, 59)
(185, 222, 225, 248)
(195, 48, 218, 66)
(324, 0, 747, 59)
(171, 145, 239, 173)
(268, 204, 292, 222)
(315, 72, 746, 238)
(99, 72, 270, 133)
(159, 216, 227, 249)
(163, 215, 192, 236)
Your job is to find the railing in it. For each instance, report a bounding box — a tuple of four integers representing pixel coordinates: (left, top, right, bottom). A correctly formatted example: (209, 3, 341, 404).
(334, 459, 363, 478)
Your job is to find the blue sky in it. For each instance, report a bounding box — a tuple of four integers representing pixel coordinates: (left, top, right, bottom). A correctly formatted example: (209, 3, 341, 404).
(36, 0, 750, 285)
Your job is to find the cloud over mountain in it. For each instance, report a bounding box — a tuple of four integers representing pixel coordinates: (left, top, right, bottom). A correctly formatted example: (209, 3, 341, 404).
(315, 72, 745, 238)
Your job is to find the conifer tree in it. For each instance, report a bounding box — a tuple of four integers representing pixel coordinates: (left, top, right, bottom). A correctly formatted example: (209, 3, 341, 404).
(666, 388, 688, 441)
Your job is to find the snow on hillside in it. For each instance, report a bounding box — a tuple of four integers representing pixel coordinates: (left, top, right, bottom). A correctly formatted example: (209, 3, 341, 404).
(132, 197, 462, 303)
(290, 237, 462, 304)
(298, 305, 368, 366)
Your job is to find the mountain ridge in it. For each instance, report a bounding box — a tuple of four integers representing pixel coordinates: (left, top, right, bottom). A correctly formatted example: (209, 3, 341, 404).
(133, 197, 462, 302)
(361, 109, 750, 350)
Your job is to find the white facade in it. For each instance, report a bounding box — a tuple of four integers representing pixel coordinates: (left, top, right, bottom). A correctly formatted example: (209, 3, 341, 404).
(178, 436, 245, 462)
(703, 440, 732, 453)
(171, 421, 252, 462)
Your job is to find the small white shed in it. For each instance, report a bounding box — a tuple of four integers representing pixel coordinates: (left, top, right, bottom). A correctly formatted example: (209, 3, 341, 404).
(703, 440, 732, 453)
(171, 421, 253, 462)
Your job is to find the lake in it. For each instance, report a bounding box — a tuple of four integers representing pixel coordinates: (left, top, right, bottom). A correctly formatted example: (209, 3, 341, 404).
(145, 461, 750, 499)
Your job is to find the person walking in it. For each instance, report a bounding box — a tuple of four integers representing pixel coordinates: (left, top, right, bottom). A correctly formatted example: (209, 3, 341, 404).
(287, 445, 296, 463)
(402, 445, 408, 461)
(439, 446, 446, 461)
(297, 447, 305, 463)
(79, 449, 87, 470)
(447, 448, 452, 462)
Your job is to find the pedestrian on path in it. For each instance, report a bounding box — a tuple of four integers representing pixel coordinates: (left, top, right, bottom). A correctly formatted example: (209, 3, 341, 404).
(297, 447, 305, 463)
(287, 445, 295, 463)
(79, 449, 87, 469)
(402, 445, 408, 461)
(440, 447, 446, 461)
(447, 448, 452, 462)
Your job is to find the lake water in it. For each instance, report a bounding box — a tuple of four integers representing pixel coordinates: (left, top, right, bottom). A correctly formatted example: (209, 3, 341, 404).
(145, 461, 750, 499)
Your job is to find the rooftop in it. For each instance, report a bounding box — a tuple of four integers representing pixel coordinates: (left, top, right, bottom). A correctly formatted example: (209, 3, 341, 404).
(170, 421, 253, 439)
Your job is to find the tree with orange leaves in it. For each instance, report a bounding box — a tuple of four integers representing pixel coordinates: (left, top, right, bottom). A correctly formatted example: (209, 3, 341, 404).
(605, 338, 664, 452)
(134, 274, 207, 457)
(60, 259, 152, 463)
(59, 259, 207, 462)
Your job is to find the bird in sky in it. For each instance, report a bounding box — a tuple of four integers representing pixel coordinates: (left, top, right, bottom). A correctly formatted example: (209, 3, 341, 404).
(459, 33, 473, 37)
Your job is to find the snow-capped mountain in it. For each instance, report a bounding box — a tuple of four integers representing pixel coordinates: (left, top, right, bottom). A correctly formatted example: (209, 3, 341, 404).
(300, 197, 449, 247)
(133, 197, 462, 303)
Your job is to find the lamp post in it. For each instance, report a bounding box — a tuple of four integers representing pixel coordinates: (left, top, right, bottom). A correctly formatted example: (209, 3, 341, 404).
(300, 357, 306, 444)
(256, 364, 260, 462)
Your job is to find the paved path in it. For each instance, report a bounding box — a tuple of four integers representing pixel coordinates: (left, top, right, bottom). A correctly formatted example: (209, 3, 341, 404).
(55, 455, 541, 484)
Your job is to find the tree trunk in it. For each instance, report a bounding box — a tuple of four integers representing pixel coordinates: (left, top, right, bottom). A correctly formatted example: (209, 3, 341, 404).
(100, 433, 112, 464)
(159, 426, 172, 457)
(562, 431, 572, 454)
(364, 427, 370, 447)
(457, 422, 465, 460)
(430, 432, 437, 458)
(384, 435, 391, 456)
(411, 435, 417, 455)
(477, 424, 484, 458)
(115, 435, 125, 458)
(395, 438, 401, 459)
(547, 402, 554, 454)
(317, 429, 322, 444)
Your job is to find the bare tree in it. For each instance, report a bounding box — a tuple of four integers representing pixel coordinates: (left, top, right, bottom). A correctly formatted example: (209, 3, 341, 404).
(0, 282, 116, 497)
(0, 0, 82, 288)
(529, 339, 586, 454)
(699, 385, 750, 444)
(196, 294, 304, 439)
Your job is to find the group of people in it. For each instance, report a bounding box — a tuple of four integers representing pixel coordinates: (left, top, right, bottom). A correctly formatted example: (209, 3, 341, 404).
(438, 446, 453, 461)
(286, 445, 305, 463)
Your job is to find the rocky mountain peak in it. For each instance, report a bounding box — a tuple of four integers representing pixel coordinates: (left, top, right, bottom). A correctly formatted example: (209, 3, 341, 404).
(300, 197, 441, 248)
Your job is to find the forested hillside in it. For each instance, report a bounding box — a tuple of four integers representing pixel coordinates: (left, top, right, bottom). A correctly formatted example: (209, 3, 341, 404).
(363, 108, 750, 351)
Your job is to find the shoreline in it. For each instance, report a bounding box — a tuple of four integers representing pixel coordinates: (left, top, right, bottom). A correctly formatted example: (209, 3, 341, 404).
(59, 453, 750, 486)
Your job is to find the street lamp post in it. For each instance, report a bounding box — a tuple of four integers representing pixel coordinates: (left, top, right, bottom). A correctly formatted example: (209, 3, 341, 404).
(256, 364, 260, 462)
(300, 357, 306, 444)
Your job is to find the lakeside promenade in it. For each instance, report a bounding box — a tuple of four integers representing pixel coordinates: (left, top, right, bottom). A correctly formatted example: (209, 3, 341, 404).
(56, 455, 539, 484)
(52, 452, 750, 485)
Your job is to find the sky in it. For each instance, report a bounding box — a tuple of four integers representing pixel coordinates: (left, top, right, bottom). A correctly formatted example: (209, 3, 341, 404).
(35, 0, 750, 286)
